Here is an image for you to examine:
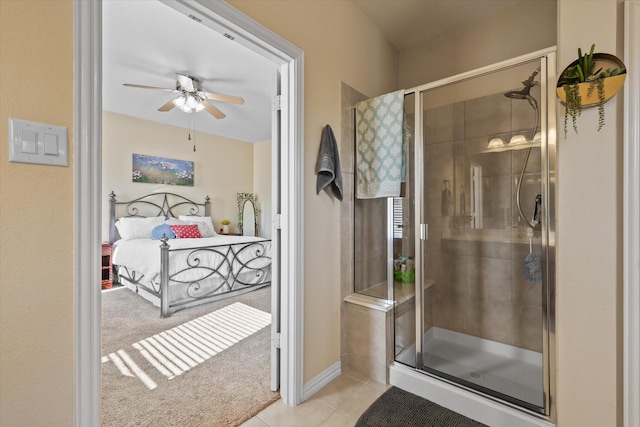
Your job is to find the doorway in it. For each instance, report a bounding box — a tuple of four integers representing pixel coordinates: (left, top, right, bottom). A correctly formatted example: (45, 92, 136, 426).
(74, 1, 304, 424)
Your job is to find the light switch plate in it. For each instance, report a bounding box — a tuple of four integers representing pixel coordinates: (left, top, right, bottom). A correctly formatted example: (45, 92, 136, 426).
(8, 118, 68, 166)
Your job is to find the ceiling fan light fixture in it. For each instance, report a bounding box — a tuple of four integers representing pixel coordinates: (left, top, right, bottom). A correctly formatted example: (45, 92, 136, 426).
(173, 95, 187, 108)
(185, 94, 198, 109)
(172, 94, 203, 113)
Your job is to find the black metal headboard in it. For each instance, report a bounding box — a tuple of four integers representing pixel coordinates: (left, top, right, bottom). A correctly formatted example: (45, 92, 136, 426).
(109, 191, 210, 243)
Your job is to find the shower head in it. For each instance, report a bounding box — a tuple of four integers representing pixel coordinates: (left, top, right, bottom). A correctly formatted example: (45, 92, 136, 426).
(504, 88, 531, 100)
(504, 66, 541, 101)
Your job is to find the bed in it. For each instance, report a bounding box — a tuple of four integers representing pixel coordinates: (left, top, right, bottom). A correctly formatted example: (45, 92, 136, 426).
(108, 191, 271, 317)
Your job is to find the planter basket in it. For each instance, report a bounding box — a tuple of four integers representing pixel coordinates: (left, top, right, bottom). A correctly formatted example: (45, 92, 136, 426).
(557, 52, 626, 108)
(556, 73, 626, 108)
(557, 51, 626, 135)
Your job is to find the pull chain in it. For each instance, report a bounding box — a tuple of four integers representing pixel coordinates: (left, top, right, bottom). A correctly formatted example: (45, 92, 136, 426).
(192, 113, 196, 152)
(187, 114, 192, 142)
(185, 113, 197, 152)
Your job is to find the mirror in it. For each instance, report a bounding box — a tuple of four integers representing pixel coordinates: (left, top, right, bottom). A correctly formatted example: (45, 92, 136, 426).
(243, 201, 256, 237)
(237, 193, 258, 236)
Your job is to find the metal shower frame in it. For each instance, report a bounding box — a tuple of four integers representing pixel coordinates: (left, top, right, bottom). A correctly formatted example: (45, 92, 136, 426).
(399, 47, 557, 422)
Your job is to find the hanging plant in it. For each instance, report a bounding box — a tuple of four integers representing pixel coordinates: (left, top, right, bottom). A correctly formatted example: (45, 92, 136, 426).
(557, 44, 626, 137)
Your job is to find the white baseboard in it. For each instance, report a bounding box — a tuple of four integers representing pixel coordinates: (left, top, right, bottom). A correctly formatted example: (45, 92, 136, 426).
(302, 361, 342, 402)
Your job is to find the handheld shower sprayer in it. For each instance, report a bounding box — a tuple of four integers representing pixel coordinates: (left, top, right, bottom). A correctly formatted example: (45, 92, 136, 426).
(531, 194, 542, 226)
(505, 66, 542, 230)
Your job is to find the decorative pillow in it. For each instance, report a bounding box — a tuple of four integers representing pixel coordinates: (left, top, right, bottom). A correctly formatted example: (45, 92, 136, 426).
(116, 216, 165, 240)
(169, 224, 202, 239)
(151, 224, 176, 240)
(193, 222, 215, 238)
(178, 215, 217, 236)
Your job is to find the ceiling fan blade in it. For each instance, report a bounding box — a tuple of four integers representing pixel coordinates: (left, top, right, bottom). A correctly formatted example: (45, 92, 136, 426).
(201, 101, 225, 119)
(203, 92, 245, 105)
(157, 99, 176, 112)
(123, 83, 176, 92)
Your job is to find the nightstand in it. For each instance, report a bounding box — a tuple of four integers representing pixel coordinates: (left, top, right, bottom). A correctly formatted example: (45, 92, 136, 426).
(101, 242, 113, 289)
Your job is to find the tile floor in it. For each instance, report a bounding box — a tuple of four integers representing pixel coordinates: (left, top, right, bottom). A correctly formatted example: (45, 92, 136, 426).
(240, 369, 390, 427)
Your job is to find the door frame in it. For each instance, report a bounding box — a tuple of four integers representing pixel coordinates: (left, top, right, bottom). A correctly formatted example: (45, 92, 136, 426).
(624, 2, 640, 426)
(74, 1, 305, 424)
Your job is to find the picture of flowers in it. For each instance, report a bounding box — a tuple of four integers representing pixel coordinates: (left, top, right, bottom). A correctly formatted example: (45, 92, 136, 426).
(132, 154, 194, 186)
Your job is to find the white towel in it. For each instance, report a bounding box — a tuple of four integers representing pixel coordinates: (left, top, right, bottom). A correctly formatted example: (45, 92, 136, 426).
(355, 89, 405, 199)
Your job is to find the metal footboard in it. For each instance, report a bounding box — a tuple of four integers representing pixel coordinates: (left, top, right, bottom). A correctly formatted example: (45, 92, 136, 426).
(159, 237, 271, 317)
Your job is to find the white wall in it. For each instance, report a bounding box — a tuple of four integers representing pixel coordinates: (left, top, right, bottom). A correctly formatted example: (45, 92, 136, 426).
(102, 111, 254, 238)
(253, 139, 272, 239)
(556, 1, 623, 425)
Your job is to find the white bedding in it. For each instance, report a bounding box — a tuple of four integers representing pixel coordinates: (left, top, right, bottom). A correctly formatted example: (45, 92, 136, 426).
(112, 235, 271, 305)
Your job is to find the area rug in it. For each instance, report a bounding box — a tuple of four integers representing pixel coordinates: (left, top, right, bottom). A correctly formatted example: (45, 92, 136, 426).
(355, 386, 488, 427)
(101, 285, 279, 427)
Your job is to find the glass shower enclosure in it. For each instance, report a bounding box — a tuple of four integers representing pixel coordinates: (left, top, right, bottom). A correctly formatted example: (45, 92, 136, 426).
(355, 50, 556, 419)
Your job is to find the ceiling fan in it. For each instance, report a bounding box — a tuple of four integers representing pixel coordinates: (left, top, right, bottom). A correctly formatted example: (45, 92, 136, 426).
(123, 73, 244, 119)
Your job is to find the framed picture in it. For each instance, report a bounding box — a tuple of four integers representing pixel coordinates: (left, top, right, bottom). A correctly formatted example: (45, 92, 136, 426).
(132, 154, 194, 186)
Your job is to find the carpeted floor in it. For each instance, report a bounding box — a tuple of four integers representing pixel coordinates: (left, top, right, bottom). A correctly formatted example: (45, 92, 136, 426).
(355, 386, 488, 427)
(101, 286, 279, 427)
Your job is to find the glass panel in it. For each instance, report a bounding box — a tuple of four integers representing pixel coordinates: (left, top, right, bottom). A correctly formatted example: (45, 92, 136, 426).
(353, 197, 388, 297)
(393, 92, 416, 367)
(419, 60, 545, 412)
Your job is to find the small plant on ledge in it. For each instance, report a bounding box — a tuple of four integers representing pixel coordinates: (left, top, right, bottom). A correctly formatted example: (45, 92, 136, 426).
(557, 44, 626, 137)
(221, 219, 231, 225)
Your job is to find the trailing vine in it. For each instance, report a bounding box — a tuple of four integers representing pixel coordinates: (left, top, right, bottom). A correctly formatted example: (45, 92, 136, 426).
(563, 83, 581, 136)
(559, 45, 625, 137)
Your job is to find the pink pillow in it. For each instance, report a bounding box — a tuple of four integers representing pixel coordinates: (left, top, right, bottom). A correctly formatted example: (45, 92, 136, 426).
(169, 224, 202, 239)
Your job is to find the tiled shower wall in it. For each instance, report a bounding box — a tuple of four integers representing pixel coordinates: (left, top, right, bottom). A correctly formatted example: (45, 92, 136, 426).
(423, 90, 544, 352)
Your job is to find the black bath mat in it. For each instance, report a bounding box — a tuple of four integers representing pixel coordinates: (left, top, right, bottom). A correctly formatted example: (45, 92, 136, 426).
(355, 386, 488, 427)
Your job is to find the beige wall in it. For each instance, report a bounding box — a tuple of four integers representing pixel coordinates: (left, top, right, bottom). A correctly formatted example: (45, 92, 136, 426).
(253, 139, 272, 239)
(228, 0, 399, 382)
(556, 1, 623, 425)
(0, 1, 74, 425)
(102, 112, 254, 237)
(399, 0, 557, 88)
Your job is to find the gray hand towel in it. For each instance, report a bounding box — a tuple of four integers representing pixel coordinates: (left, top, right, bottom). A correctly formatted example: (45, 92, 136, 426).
(315, 124, 343, 201)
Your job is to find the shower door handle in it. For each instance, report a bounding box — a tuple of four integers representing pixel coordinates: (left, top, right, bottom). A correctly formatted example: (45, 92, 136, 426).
(420, 223, 428, 240)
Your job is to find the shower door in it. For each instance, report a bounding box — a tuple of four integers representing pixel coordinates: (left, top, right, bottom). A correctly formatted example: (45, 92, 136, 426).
(394, 53, 556, 418)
